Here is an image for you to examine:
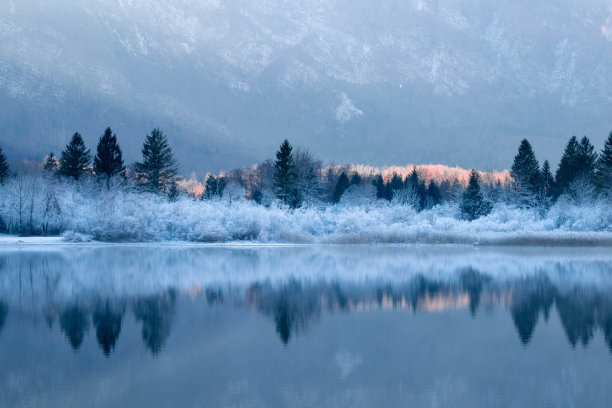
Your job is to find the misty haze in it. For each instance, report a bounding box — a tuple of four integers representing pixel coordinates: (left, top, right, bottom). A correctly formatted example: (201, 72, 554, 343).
(1, 1, 612, 408)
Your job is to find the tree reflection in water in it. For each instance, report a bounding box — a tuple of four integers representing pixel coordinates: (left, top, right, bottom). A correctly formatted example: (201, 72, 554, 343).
(133, 289, 177, 355)
(92, 301, 124, 357)
(59, 305, 89, 350)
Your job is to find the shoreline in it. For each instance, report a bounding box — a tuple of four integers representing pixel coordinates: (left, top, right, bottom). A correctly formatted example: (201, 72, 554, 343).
(2, 231, 612, 247)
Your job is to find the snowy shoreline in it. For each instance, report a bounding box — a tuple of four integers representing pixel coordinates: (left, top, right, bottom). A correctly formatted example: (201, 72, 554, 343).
(2, 231, 612, 247)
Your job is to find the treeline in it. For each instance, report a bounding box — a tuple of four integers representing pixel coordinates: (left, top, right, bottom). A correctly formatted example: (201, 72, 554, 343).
(0, 127, 611, 237)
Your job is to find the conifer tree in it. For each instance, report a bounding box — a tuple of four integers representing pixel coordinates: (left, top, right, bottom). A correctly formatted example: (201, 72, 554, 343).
(93, 127, 125, 184)
(575, 136, 597, 181)
(372, 174, 386, 200)
(0, 145, 9, 184)
(135, 128, 178, 194)
(460, 170, 493, 221)
(332, 172, 350, 204)
(554, 136, 579, 198)
(43, 152, 59, 173)
(596, 130, 612, 193)
(427, 181, 442, 207)
(272, 139, 301, 208)
(58, 132, 91, 180)
(510, 139, 541, 207)
(539, 160, 555, 208)
(202, 174, 225, 199)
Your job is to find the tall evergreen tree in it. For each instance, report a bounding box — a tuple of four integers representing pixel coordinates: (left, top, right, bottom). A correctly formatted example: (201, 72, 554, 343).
(43, 152, 59, 173)
(460, 170, 493, 221)
(0, 145, 9, 184)
(510, 139, 541, 207)
(272, 139, 301, 208)
(554, 136, 579, 198)
(540, 160, 555, 205)
(134, 128, 178, 194)
(202, 174, 226, 199)
(93, 127, 125, 184)
(596, 130, 612, 193)
(332, 172, 350, 204)
(575, 136, 597, 181)
(427, 180, 442, 207)
(372, 174, 386, 200)
(58, 133, 91, 180)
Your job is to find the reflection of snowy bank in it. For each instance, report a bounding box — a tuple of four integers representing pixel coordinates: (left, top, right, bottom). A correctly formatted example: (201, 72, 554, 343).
(2, 248, 612, 352)
(1, 246, 612, 301)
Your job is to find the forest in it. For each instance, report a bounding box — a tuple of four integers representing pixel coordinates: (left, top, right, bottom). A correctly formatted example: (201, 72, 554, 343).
(0, 128, 611, 243)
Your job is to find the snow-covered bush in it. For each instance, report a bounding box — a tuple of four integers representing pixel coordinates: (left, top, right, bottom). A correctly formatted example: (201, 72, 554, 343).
(1, 177, 612, 243)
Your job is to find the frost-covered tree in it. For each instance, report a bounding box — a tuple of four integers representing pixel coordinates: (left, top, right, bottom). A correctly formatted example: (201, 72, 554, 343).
(93, 127, 125, 184)
(43, 152, 59, 173)
(510, 139, 540, 207)
(460, 170, 493, 221)
(332, 172, 350, 204)
(555, 136, 597, 199)
(58, 133, 91, 180)
(135, 128, 178, 194)
(0, 145, 9, 184)
(294, 149, 321, 203)
(596, 130, 612, 194)
(273, 139, 301, 208)
(537, 160, 554, 211)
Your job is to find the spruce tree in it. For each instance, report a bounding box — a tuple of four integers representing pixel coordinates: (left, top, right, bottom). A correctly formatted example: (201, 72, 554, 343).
(202, 174, 218, 199)
(372, 174, 386, 199)
(332, 172, 350, 204)
(596, 130, 612, 193)
(0, 145, 9, 184)
(93, 127, 125, 183)
(427, 180, 442, 207)
(554, 136, 579, 198)
(58, 132, 91, 180)
(575, 136, 597, 181)
(272, 139, 301, 208)
(510, 139, 541, 207)
(540, 160, 554, 200)
(460, 170, 493, 221)
(134, 128, 178, 194)
(43, 152, 59, 173)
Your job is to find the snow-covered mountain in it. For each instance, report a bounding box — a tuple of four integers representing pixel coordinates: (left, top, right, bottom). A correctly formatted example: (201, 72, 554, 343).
(1, 0, 611, 174)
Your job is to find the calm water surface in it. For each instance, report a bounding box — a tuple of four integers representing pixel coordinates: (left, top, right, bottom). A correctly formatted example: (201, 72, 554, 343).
(0, 245, 611, 407)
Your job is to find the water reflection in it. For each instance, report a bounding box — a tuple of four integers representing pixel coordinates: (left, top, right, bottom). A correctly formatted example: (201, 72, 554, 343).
(133, 290, 177, 355)
(59, 305, 89, 350)
(92, 301, 123, 356)
(1, 247, 612, 355)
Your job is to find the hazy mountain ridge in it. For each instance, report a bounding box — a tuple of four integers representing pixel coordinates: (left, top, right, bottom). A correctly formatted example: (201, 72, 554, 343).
(1, 0, 610, 174)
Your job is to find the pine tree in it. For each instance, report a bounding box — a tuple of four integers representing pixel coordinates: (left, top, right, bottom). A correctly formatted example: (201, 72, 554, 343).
(460, 170, 493, 221)
(272, 139, 301, 208)
(575, 136, 597, 181)
(332, 172, 350, 204)
(202, 174, 218, 199)
(167, 180, 179, 202)
(540, 160, 554, 203)
(510, 139, 541, 207)
(554, 136, 579, 198)
(0, 145, 9, 184)
(135, 128, 179, 194)
(43, 152, 59, 173)
(596, 130, 612, 194)
(58, 133, 91, 180)
(427, 180, 442, 207)
(372, 174, 386, 200)
(93, 127, 125, 184)
(217, 177, 227, 198)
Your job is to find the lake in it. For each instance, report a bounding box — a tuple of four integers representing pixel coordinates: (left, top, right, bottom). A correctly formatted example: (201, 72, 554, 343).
(0, 245, 611, 407)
